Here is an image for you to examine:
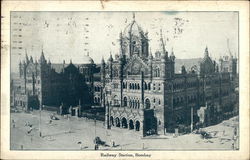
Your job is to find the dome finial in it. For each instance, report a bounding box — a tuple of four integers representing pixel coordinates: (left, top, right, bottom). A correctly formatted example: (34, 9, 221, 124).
(133, 12, 135, 21)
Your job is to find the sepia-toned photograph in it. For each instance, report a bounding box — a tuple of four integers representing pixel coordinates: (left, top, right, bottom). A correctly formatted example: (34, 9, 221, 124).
(10, 11, 239, 151)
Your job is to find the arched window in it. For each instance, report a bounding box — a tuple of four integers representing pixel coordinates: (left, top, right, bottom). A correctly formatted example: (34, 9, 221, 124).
(144, 82, 147, 90)
(113, 96, 119, 106)
(123, 82, 126, 89)
(137, 84, 140, 90)
(145, 99, 151, 109)
(124, 97, 127, 107)
(154, 68, 160, 77)
(148, 83, 151, 90)
(135, 121, 140, 131)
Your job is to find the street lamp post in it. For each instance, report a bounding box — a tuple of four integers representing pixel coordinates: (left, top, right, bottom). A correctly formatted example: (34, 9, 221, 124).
(39, 104, 42, 137)
(191, 106, 193, 132)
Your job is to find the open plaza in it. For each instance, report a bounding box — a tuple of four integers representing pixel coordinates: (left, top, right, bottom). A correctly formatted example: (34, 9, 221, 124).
(10, 108, 239, 150)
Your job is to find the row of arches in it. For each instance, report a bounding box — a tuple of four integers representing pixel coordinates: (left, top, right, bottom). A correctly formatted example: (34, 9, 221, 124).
(110, 116, 140, 131)
(123, 97, 140, 108)
(113, 95, 161, 109)
(122, 82, 152, 90)
(123, 97, 152, 109)
(173, 94, 198, 106)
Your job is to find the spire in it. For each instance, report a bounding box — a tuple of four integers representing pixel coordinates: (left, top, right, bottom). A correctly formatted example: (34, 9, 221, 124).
(40, 49, 46, 63)
(30, 56, 33, 63)
(170, 47, 174, 56)
(160, 29, 166, 54)
(205, 46, 209, 57)
(25, 49, 29, 63)
(108, 52, 113, 62)
(70, 59, 72, 64)
(101, 56, 105, 64)
(170, 47, 175, 61)
(133, 12, 135, 21)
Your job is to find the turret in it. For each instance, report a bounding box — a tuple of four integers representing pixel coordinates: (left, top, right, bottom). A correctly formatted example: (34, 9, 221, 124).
(19, 60, 22, 77)
(108, 53, 113, 63)
(181, 65, 187, 74)
(25, 52, 29, 64)
(170, 47, 175, 62)
(119, 56, 124, 80)
(169, 48, 175, 78)
(30, 56, 33, 63)
(108, 53, 113, 80)
(39, 49, 46, 64)
(48, 59, 51, 67)
(62, 60, 65, 73)
(148, 49, 153, 80)
(101, 57, 106, 81)
(204, 46, 209, 57)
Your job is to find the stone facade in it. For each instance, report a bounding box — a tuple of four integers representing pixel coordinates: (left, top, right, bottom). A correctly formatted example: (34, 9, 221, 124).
(13, 51, 96, 111)
(100, 16, 238, 136)
(11, 15, 238, 136)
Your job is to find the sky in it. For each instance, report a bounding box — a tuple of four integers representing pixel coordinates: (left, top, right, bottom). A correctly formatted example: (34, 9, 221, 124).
(11, 11, 238, 73)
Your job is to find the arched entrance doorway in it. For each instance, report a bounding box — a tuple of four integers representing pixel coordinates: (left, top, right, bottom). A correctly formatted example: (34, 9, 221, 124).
(135, 121, 140, 131)
(145, 99, 151, 109)
(129, 120, 134, 130)
(110, 116, 114, 126)
(121, 117, 128, 128)
(115, 117, 120, 127)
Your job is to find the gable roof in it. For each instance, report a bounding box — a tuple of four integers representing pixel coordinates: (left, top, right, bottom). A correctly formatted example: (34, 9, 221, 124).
(51, 63, 82, 73)
(175, 58, 202, 73)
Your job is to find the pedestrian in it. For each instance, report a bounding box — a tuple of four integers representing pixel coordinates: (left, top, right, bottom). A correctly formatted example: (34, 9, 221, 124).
(112, 140, 115, 147)
(222, 130, 225, 136)
(94, 144, 99, 150)
(27, 125, 33, 134)
(12, 119, 15, 128)
(49, 119, 52, 124)
(77, 141, 82, 150)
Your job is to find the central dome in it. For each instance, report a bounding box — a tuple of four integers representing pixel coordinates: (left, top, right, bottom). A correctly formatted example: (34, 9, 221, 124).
(123, 20, 143, 38)
(82, 55, 94, 64)
(71, 54, 94, 64)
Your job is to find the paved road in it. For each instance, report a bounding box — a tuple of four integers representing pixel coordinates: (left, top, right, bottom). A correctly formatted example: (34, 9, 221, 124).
(10, 110, 238, 150)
